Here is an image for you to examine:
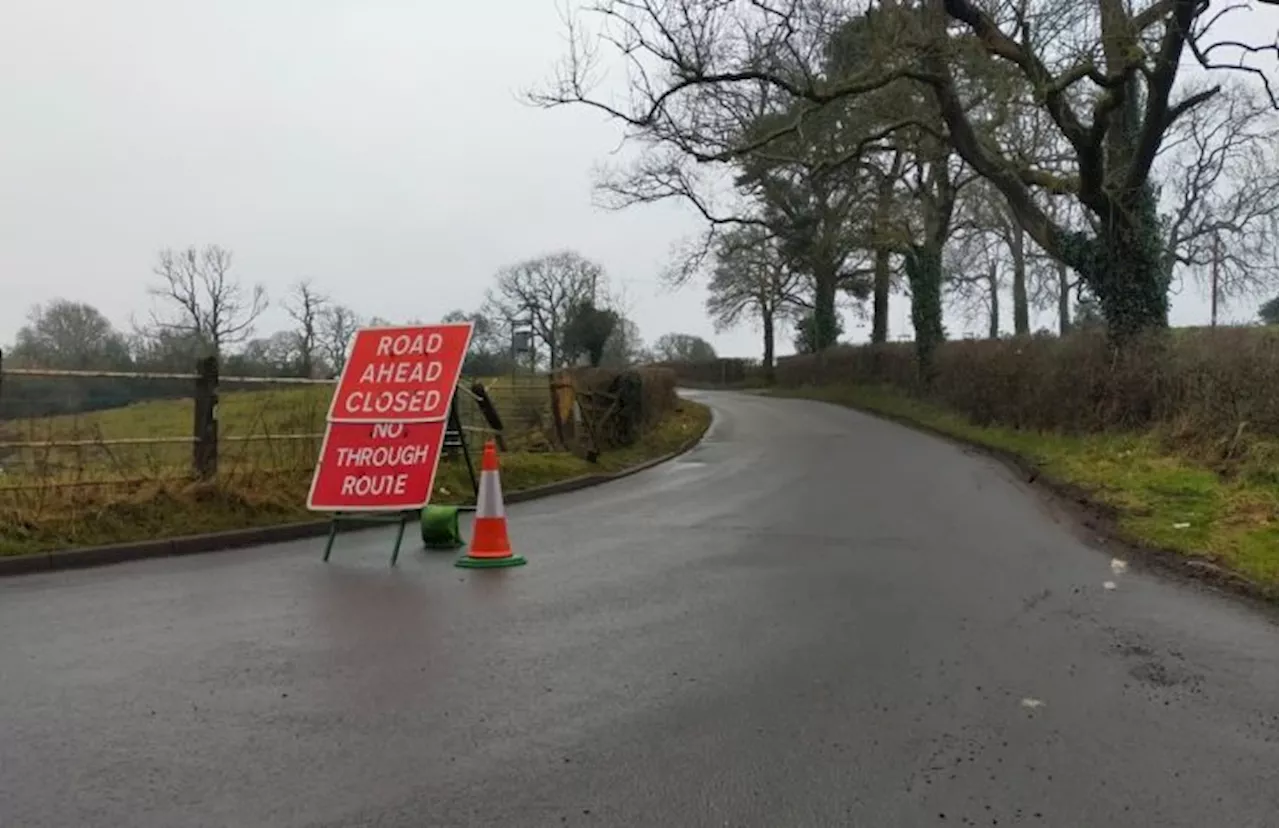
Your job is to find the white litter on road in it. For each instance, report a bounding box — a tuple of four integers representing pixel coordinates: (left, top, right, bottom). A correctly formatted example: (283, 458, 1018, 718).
(1020, 698, 1045, 709)
(1110, 558, 1128, 575)
(1103, 581, 1117, 590)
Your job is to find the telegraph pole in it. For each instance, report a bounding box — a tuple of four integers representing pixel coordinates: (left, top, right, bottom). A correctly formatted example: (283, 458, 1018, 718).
(1210, 232, 1221, 328)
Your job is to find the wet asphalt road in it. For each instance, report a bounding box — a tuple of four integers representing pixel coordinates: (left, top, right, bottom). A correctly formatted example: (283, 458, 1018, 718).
(1, 391, 1275, 827)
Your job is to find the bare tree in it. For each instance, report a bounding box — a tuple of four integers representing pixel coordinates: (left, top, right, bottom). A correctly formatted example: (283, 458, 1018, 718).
(1025, 256, 1081, 336)
(706, 225, 806, 378)
(1156, 79, 1279, 324)
(946, 178, 1045, 336)
(231, 331, 301, 377)
(652, 332, 718, 362)
(318, 304, 361, 376)
(944, 212, 1005, 338)
(147, 245, 267, 357)
(283, 279, 328, 378)
(822, 8, 994, 361)
(483, 251, 607, 370)
(950, 181, 1091, 338)
(925, 0, 1277, 338)
(534, 4, 900, 351)
(10, 300, 132, 369)
(1022, 193, 1091, 335)
(534, 0, 1277, 341)
(530, 0, 1002, 373)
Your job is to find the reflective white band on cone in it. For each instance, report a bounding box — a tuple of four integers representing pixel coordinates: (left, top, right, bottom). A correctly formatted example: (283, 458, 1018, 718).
(476, 470, 505, 518)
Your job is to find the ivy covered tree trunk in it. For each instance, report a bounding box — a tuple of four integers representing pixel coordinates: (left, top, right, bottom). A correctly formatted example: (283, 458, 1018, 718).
(812, 264, 841, 351)
(871, 247, 891, 344)
(1068, 188, 1170, 341)
(902, 140, 955, 382)
(1089, 62, 1168, 340)
(1057, 261, 1072, 335)
(905, 243, 945, 383)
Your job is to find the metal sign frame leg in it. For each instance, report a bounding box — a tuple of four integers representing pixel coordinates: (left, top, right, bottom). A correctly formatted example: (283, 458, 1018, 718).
(321, 510, 416, 566)
(389, 511, 411, 566)
(323, 517, 340, 562)
(449, 392, 480, 501)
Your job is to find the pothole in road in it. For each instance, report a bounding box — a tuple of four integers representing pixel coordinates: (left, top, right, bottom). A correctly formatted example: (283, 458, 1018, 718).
(1129, 660, 1198, 688)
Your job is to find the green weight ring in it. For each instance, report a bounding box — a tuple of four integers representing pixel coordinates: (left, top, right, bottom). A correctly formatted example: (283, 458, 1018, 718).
(420, 505, 464, 550)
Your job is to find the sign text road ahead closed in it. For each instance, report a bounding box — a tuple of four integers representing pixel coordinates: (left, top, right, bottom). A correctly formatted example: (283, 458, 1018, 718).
(327, 323, 473, 423)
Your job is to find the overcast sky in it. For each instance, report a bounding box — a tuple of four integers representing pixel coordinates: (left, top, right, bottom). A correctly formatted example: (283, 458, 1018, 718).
(2, 1, 1275, 362)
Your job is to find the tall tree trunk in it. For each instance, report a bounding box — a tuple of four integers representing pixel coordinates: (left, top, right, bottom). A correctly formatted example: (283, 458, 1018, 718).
(870, 158, 899, 344)
(1081, 189, 1170, 340)
(1057, 261, 1072, 335)
(761, 309, 776, 383)
(871, 247, 892, 344)
(906, 145, 954, 383)
(1010, 225, 1029, 336)
(987, 261, 1000, 339)
(548, 318, 559, 371)
(1091, 10, 1167, 341)
(906, 243, 945, 383)
(812, 264, 840, 351)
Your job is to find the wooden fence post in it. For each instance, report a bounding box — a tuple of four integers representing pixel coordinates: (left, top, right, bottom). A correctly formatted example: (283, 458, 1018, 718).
(548, 372, 567, 448)
(193, 356, 219, 479)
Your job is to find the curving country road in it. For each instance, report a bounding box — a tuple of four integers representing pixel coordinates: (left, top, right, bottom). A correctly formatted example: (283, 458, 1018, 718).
(0, 391, 1275, 827)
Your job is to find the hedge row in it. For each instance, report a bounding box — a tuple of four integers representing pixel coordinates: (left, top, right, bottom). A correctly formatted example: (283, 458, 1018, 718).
(647, 358, 763, 387)
(774, 328, 1278, 441)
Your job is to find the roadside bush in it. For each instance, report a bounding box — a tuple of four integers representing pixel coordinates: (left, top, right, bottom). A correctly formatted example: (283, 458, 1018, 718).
(648, 358, 766, 388)
(572, 366, 679, 449)
(775, 327, 1279, 450)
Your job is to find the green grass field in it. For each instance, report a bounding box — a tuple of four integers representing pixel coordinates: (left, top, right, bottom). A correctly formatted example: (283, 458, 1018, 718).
(0, 376, 553, 483)
(0, 386, 328, 481)
(770, 384, 1278, 594)
(0, 379, 710, 557)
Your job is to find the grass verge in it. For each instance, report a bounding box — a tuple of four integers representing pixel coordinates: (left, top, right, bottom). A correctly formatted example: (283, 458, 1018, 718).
(0, 401, 712, 558)
(770, 384, 1277, 596)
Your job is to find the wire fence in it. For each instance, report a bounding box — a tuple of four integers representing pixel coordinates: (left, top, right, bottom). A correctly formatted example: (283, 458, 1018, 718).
(0, 355, 557, 496)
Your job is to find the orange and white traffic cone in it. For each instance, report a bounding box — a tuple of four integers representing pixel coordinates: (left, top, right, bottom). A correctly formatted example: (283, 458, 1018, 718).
(455, 440, 526, 569)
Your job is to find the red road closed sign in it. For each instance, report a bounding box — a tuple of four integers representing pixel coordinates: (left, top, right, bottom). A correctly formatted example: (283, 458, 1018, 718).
(308, 321, 474, 514)
(327, 323, 473, 423)
(307, 420, 448, 512)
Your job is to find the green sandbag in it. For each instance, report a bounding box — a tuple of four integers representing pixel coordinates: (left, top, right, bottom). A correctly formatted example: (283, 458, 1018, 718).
(420, 505, 464, 550)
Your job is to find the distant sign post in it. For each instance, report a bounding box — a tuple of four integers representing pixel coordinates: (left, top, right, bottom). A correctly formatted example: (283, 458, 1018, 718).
(309, 322, 474, 565)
